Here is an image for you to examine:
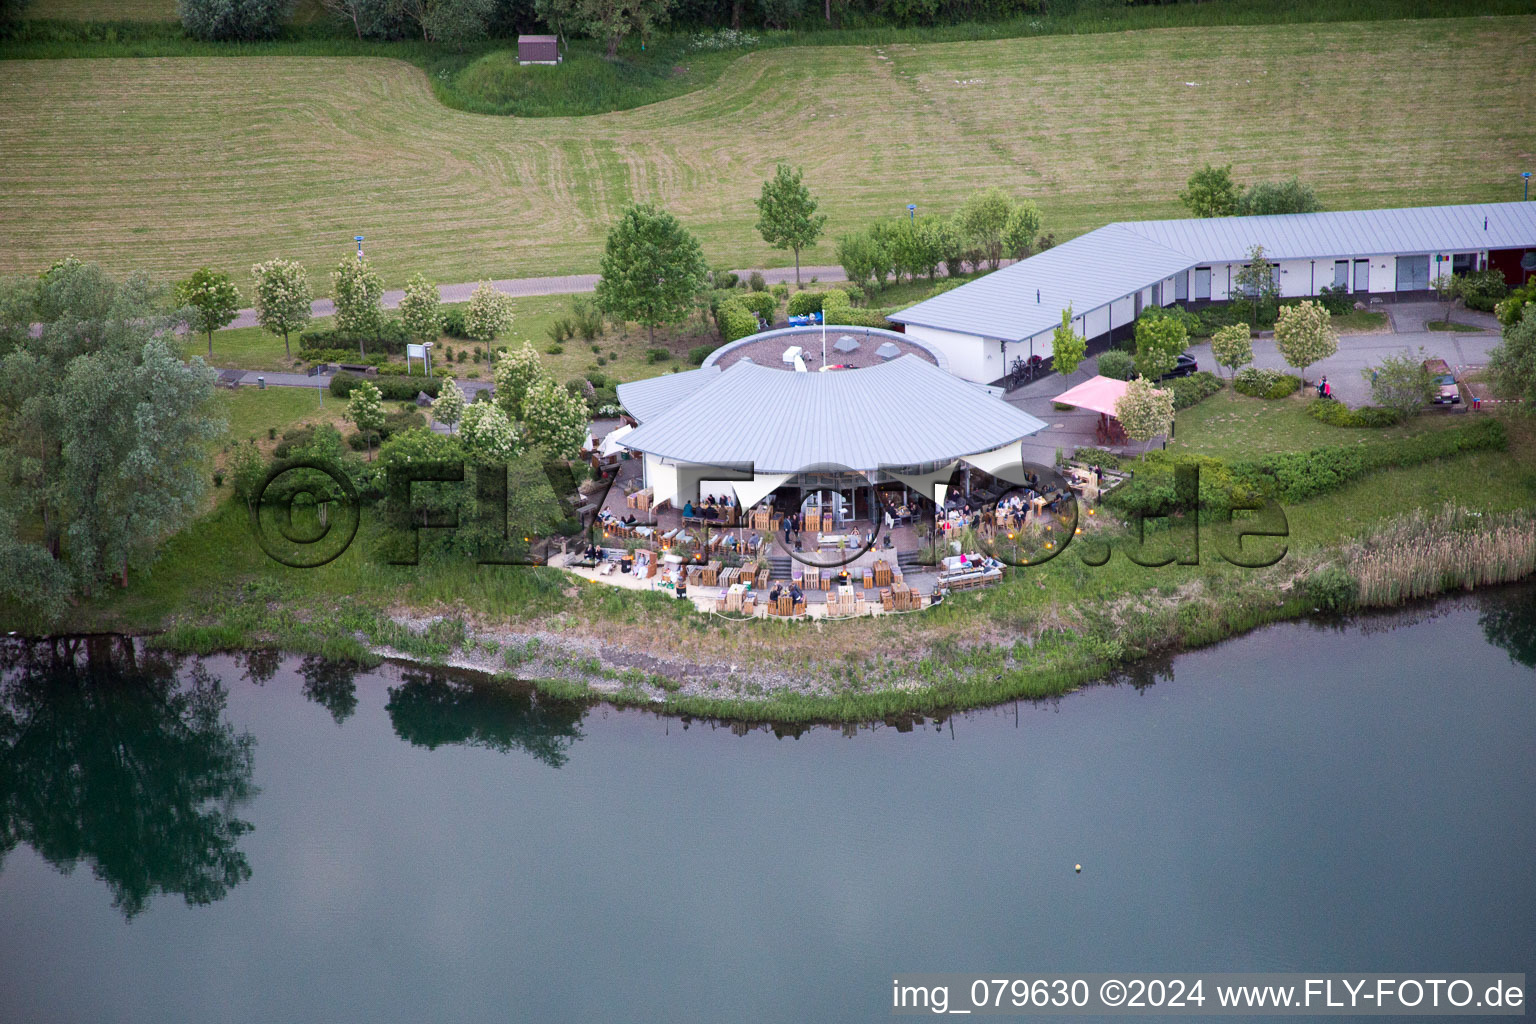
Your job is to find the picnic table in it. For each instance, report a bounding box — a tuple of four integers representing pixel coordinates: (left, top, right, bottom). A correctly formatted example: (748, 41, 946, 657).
(803, 566, 823, 590)
(725, 582, 748, 612)
(873, 560, 892, 587)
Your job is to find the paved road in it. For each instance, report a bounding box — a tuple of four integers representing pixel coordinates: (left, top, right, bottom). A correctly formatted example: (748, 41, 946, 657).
(1186, 301, 1500, 407)
(226, 264, 851, 331)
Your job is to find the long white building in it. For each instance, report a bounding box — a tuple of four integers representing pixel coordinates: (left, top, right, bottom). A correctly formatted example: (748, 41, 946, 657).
(889, 202, 1536, 384)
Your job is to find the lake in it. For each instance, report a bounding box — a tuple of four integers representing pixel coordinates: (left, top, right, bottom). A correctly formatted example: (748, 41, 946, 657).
(1, 588, 1533, 1022)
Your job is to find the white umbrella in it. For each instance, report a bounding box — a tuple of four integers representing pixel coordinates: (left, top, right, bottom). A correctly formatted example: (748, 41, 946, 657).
(599, 424, 635, 456)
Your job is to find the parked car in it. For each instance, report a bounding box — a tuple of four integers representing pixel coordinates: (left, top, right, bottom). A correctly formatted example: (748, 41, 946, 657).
(1422, 357, 1460, 405)
(1156, 354, 1199, 381)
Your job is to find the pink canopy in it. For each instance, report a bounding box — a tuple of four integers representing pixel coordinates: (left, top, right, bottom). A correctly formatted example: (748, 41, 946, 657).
(1053, 375, 1132, 418)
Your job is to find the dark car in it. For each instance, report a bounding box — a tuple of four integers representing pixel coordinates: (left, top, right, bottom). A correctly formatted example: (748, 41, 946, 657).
(1156, 354, 1199, 381)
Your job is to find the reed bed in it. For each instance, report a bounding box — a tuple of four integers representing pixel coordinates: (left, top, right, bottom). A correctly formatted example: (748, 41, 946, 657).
(1344, 506, 1536, 607)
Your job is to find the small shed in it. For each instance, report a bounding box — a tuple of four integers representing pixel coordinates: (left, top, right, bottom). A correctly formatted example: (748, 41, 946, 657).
(518, 35, 561, 65)
(832, 335, 860, 354)
(874, 341, 902, 361)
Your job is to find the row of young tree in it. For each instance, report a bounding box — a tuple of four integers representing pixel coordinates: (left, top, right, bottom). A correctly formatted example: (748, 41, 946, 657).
(179, 255, 515, 362)
(836, 188, 1047, 291)
(1178, 164, 1322, 219)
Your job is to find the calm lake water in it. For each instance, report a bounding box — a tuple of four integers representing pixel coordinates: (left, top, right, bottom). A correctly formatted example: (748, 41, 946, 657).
(1, 589, 1533, 1023)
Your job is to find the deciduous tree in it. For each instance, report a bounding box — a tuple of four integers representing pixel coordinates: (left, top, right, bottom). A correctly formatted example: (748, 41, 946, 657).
(1210, 323, 1254, 378)
(465, 282, 515, 342)
(251, 258, 312, 360)
(1232, 243, 1278, 325)
(521, 376, 589, 459)
(1050, 307, 1085, 382)
(460, 401, 524, 464)
(1133, 312, 1187, 381)
(1488, 305, 1536, 409)
(399, 273, 443, 345)
(1274, 299, 1338, 387)
(533, 0, 673, 58)
(331, 254, 385, 359)
(1178, 163, 1241, 218)
(1362, 348, 1435, 419)
(177, 0, 293, 41)
(1431, 272, 1462, 327)
(1235, 177, 1321, 216)
(594, 204, 708, 345)
(175, 267, 240, 360)
(432, 377, 466, 433)
(493, 341, 547, 421)
(955, 187, 1014, 270)
(1114, 377, 1174, 445)
(345, 380, 385, 461)
(755, 163, 826, 287)
(1001, 200, 1043, 261)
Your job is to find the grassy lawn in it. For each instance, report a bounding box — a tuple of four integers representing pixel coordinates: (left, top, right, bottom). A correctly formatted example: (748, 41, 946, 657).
(1332, 309, 1389, 333)
(1169, 388, 1468, 457)
(2, 16, 1532, 287)
(217, 384, 346, 447)
(1428, 319, 1491, 332)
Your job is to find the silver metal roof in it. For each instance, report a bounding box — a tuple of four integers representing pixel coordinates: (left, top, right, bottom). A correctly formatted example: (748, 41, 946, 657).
(615, 366, 720, 424)
(618, 355, 1047, 473)
(892, 202, 1536, 343)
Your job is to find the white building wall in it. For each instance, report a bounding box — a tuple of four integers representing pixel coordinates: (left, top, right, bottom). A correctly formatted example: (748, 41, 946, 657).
(1109, 296, 1134, 330)
(1276, 258, 1320, 297)
(1082, 305, 1111, 340)
(1162, 276, 1178, 306)
(1367, 255, 1394, 293)
(904, 324, 990, 382)
(1023, 328, 1054, 361)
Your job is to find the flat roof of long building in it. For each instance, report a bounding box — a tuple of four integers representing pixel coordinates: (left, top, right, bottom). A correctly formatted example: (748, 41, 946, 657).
(890, 202, 1536, 343)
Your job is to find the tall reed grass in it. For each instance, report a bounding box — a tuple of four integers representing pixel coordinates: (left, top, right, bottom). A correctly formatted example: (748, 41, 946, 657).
(1344, 506, 1536, 607)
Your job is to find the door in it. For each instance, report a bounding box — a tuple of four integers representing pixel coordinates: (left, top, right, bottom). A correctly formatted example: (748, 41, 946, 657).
(1175, 271, 1188, 301)
(1193, 267, 1211, 300)
(1133, 290, 1143, 317)
(1151, 282, 1162, 306)
(1395, 255, 1430, 292)
(1452, 253, 1476, 275)
(1353, 259, 1370, 293)
(1333, 260, 1349, 289)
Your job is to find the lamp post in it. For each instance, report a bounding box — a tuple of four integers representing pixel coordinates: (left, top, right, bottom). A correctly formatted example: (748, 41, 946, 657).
(355, 235, 365, 260)
(907, 203, 916, 222)
(1524, 172, 1531, 201)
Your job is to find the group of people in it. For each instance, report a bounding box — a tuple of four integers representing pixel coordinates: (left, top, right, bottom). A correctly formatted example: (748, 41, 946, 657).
(682, 494, 735, 521)
(1316, 376, 1333, 399)
(767, 581, 804, 605)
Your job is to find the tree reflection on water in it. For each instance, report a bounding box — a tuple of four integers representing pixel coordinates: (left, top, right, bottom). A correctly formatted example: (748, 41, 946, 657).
(385, 669, 586, 769)
(1479, 587, 1536, 671)
(0, 637, 257, 918)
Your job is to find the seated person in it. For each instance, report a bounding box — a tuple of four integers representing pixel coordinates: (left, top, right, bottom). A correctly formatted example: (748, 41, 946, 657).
(769, 583, 782, 602)
(682, 500, 694, 518)
(789, 584, 803, 603)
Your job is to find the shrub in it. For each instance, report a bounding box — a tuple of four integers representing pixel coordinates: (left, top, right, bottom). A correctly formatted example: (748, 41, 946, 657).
(177, 0, 289, 41)
(1494, 279, 1536, 328)
(569, 295, 604, 341)
(786, 290, 824, 317)
(1166, 371, 1224, 410)
(688, 345, 716, 365)
(645, 347, 670, 364)
(441, 307, 471, 339)
(546, 344, 564, 355)
(1459, 268, 1509, 312)
(1317, 284, 1354, 315)
(1096, 350, 1134, 381)
(714, 298, 758, 343)
(770, 283, 789, 300)
(1138, 304, 1202, 337)
(1306, 398, 1402, 428)
(711, 269, 739, 289)
(1306, 566, 1358, 612)
(1233, 367, 1301, 399)
(738, 290, 775, 322)
(299, 318, 412, 355)
(748, 271, 767, 292)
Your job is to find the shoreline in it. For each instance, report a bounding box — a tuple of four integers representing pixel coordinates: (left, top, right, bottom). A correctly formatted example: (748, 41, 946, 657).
(134, 557, 1535, 725)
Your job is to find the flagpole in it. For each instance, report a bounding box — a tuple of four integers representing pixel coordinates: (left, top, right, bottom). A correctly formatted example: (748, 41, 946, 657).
(821, 305, 827, 366)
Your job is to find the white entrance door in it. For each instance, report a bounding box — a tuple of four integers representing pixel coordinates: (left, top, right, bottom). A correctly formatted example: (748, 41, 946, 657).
(1353, 259, 1370, 293)
(1193, 267, 1211, 300)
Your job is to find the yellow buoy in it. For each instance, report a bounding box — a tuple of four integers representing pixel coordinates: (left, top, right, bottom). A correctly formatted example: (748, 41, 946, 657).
(1075, 864, 1082, 873)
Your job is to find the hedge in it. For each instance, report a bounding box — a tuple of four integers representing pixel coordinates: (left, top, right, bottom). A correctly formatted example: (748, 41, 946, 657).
(1106, 418, 1507, 516)
(737, 290, 776, 322)
(1234, 367, 1301, 399)
(300, 319, 412, 355)
(787, 290, 825, 317)
(714, 299, 758, 344)
(1167, 371, 1224, 410)
(330, 370, 442, 401)
(1305, 398, 1403, 428)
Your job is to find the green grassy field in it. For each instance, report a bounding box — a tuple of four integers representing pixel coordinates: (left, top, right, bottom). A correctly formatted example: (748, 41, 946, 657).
(1, 16, 1532, 288)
